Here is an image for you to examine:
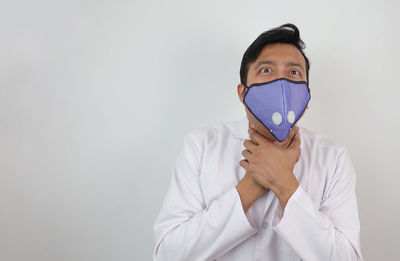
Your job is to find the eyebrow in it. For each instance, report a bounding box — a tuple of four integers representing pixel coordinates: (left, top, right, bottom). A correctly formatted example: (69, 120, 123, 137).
(254, 60, 305, 71)
(287, 62, 305, 71)
(254, 60, 276, 71)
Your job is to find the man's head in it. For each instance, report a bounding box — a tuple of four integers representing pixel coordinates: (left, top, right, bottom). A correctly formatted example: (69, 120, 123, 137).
(237, 24, 310, 142)
(239, 23, 310, 86)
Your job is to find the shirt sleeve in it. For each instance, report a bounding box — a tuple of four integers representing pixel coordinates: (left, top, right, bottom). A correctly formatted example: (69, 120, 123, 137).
(271, 148, 363, 261)
(153, 132, 256, 261)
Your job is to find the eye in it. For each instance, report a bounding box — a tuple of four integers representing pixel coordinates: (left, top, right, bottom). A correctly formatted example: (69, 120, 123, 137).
(290, 70, 300, 75)
(260, 68, 271, 73)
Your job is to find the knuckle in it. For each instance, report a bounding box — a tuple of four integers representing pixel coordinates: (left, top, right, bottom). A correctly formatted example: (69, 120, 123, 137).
(252, 149, 259, 157)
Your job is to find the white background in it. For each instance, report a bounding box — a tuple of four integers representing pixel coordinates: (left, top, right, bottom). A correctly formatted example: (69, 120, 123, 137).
(1, 0, 399, 260)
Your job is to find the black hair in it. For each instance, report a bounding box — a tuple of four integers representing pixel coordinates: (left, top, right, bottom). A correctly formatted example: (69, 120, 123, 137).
(239, 23, 310, 85)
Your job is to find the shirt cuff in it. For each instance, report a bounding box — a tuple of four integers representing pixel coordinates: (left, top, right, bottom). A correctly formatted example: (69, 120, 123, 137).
(272, 185, 302, 227)
(272, 185, 331, 231)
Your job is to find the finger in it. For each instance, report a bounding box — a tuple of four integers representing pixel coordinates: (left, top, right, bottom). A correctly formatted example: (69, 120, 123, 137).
(248, 128, 266, 145)
(288, 132, 301, 151)
(239, 159, 249, 169)
(294, 125, 300, 135)
(284, 126, 299, 148)
(289, 125, 300, 139)
(243, 139, 257, 152)
(295, 150, 301, 162)
(293, 125, 299, 135)
(241, 149, 252, 159)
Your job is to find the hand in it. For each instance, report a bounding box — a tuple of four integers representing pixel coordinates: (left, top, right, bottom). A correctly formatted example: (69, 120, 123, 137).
(239, 126, 301, 209)
(235, 173, 267, 213)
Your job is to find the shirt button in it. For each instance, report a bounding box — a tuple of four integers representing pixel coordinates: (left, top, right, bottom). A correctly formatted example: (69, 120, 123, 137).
(262, 221, 268, 229)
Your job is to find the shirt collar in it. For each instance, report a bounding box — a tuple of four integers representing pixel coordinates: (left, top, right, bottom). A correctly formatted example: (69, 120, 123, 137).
(233, 117, 250, 140)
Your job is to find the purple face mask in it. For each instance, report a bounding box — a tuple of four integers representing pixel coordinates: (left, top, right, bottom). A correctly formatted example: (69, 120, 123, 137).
(243, 78, 310, 142)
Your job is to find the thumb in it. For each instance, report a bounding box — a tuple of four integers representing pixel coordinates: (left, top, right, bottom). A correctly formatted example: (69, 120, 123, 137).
(288, 132, 301, 163)
(288, 131, 301, 151)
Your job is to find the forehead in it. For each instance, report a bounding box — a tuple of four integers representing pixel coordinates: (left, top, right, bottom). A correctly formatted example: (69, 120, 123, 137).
(251, 43, 306, 68)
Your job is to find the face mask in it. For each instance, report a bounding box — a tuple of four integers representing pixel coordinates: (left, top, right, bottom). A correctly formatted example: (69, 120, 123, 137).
(243, 78, 310, 142)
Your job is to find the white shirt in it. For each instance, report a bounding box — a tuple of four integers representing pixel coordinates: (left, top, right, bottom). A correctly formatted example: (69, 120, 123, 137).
(153, 118, 362, 261)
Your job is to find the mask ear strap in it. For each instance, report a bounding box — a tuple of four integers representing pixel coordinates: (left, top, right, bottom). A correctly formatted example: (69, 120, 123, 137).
(243, 85, 249, 99)
(243, 84, 250, 93)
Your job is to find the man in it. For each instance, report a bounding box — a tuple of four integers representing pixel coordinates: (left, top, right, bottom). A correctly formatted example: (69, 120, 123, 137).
(153, 24, 362, 261)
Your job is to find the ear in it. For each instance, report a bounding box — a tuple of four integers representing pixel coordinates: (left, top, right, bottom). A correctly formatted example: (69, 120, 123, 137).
(237, 83, 246, 103)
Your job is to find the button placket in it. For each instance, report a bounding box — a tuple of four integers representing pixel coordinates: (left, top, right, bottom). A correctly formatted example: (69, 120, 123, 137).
(262, 221, 268, 229)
